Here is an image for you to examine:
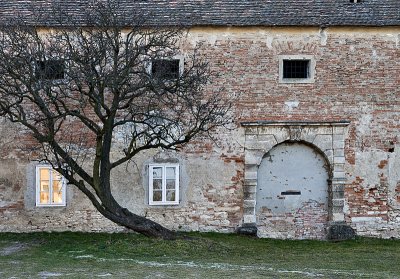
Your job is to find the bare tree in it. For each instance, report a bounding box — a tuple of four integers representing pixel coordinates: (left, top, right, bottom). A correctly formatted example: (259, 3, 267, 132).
(0, 1, 231, 239)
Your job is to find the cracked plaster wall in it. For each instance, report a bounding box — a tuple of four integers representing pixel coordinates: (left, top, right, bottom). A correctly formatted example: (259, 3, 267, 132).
(1, 26, 400, 238)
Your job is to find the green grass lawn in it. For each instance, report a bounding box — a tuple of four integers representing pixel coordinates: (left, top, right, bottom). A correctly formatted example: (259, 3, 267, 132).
(0, 232, 399, 278)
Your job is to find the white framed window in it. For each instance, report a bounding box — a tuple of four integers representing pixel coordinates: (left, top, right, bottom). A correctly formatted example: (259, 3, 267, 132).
(35, 165, 66, 207)
(279, 55, 315, 84)
(149, 164, 179, 205)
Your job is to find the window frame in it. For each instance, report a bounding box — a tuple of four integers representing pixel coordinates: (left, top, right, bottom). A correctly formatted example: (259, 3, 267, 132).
(148, 55, 184, 80)
(35, 165, 66, 207)
(279, 55, 315, 84)
(148, 164, 180, 206)
(35, 59, 67, 82)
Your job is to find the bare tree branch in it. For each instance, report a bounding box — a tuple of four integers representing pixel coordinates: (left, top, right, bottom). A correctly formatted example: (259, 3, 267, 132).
(0, 0, 232, 239)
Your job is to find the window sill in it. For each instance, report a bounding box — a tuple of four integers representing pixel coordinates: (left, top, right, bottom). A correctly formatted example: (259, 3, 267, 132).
(279, 78, 315, 84)
(148, 202, 179, 206)
(35, 204, 66, 207)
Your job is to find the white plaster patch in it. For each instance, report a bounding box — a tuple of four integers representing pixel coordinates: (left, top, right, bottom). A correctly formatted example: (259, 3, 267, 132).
(0, 201, 13, 207)
(357, 109, 373, 135)
(351, 216, 383, 223)
(266, 36, 274, 49)
(388, 144, 400, 206)
(355, 150, 388, 185)
(371, 49, 378, 63)
(284, 100, 300, 110)
(319, 28, 327, 46)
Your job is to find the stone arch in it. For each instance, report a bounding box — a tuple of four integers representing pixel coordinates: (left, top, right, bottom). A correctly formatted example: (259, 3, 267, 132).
(240, 121, 349, 239)
(268, 139, 333, 175)
(256, 141, 332, 239)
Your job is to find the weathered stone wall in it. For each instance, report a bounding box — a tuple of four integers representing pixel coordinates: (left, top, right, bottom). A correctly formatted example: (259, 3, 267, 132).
(1, 26, 400, 238)
(0, 123, 244, 234)
(191, 26, 400, 238)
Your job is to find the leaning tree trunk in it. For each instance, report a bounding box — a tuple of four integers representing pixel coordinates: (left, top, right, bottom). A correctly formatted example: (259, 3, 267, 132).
(112, 206, 178, 240)
(93, 194, 178, 240)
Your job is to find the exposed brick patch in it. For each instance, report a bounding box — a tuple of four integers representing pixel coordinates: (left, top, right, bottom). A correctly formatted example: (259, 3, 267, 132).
(345, 125, 357, 165)
(378, 160, 388, 169)
(257, 201, 328, 239)
(220, 154, 244, 164)
(294, 201, 328, 239)
(395, 182, 400, 203)
(347, 175, 389, 222)
(4, 201, 24, 210)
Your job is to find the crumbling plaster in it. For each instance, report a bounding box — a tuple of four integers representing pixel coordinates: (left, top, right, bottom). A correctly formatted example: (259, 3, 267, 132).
(0, 26, 399, 238)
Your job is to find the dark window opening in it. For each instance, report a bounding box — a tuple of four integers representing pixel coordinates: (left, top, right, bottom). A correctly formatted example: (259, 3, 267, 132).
(151, 59, 180, 79)
(281, 191, 301, 195)
(36, 60, 65, 80)
(283, 60, 310, 79)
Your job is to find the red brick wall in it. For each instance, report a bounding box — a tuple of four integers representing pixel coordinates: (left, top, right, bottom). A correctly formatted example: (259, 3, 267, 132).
(1, 26, 399, 238)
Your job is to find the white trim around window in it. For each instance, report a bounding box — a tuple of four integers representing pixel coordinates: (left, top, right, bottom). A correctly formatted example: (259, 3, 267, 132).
(147, 55, 184, 79)
(149, 164, 179, 205)
(35, 165, 66, 207)
(279, 55, 316, 84)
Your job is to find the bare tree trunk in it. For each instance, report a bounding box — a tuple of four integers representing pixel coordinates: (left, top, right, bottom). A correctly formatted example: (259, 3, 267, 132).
(94, 194, 178, 239)
(0, 1, 231, 240)
(115, 208, 178, 240)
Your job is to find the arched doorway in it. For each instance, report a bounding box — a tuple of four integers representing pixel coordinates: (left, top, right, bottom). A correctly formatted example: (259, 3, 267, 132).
(256, 142, 331, 239)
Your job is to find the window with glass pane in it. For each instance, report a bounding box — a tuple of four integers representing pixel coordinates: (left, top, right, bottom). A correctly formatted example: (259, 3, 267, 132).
(36, 166, 66, 206)
(152, 167, 163, 202)
(149, 165, 179, 205)
(39, 168, 50, 204)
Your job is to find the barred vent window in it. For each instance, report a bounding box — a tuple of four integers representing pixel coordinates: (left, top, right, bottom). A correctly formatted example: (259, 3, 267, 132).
(151, 59, 180, 79)
(283, 60, 310, 79)
(36, 60, 65, 80)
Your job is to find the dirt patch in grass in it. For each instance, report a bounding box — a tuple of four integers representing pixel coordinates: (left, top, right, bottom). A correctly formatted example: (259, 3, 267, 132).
(0, 241, 30, 256)
(38, 271, 65, 277)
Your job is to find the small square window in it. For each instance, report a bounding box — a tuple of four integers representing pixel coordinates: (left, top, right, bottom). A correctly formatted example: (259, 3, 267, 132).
(279, 55, 315, 84)
(36, 60, 65, 80)
(151, 59, 181, 79)
(149, 164, 179, 205)
(36, 165, 66, 207)
(283, 60, 310, 79)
